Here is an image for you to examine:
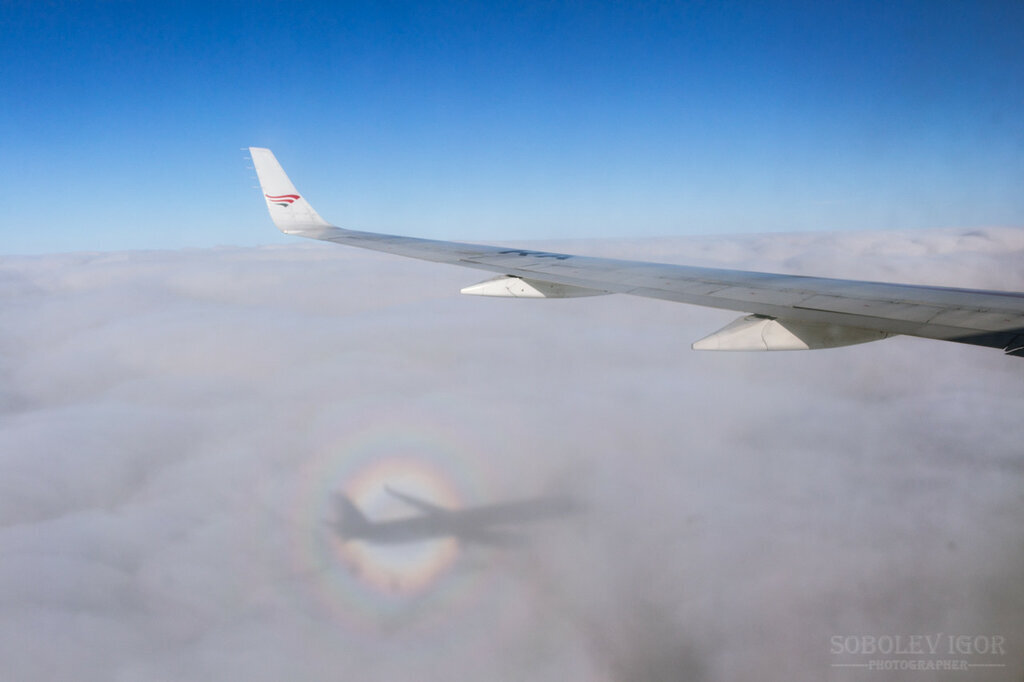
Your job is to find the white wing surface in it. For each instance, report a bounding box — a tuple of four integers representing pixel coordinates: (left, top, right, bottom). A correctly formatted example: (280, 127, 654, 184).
(250, 147, 1024, 356)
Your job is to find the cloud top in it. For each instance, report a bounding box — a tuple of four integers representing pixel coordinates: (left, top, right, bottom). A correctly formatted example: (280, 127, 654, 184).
(0, 228, 1022, 681)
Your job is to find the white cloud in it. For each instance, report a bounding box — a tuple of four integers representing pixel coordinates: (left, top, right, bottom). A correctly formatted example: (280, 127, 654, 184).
(0, 228, 1022, 681)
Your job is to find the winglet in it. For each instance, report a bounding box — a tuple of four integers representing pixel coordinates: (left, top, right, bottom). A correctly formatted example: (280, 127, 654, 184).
(249, 147, 330, 232)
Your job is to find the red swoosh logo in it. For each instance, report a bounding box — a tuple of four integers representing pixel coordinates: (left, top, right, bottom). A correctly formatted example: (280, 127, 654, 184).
(265, 193, 300, 207)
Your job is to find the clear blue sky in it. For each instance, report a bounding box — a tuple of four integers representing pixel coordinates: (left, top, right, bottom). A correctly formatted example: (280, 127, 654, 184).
(2, 1, 1023, 253)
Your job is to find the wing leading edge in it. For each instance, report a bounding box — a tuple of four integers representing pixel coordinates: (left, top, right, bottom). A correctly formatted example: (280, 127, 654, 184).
(249, 147, 1024, 357)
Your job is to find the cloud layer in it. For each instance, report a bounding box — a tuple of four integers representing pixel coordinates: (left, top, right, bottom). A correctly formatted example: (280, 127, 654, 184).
(1, 228, 1022, 681)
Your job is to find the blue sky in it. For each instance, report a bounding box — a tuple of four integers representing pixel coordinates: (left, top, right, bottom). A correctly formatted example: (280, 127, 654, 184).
(2, 1, 1023, 253)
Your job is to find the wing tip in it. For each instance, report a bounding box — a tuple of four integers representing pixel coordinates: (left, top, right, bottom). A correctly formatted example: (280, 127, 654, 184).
(249, 147, 330, 230)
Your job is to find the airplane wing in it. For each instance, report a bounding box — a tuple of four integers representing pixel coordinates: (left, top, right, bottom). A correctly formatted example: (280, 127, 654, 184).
(385, 486, 449, 516)
(249, 147, 1024, 356)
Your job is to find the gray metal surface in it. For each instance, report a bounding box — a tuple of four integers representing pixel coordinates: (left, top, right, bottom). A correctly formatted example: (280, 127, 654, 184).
(308, 224, 1024, 353)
